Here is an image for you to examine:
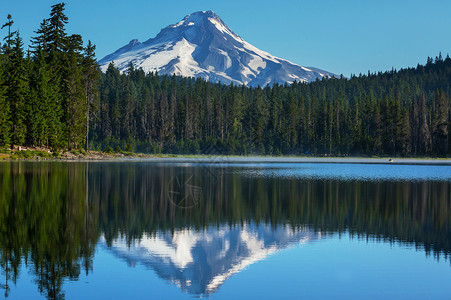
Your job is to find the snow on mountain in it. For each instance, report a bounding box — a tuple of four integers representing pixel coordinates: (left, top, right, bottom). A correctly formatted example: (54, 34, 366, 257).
(98, 11, 336, 87)
(102, 224, 319, 296)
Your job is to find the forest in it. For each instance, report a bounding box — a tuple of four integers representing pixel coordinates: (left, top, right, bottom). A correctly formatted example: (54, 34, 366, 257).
(0, 3, 450, 156)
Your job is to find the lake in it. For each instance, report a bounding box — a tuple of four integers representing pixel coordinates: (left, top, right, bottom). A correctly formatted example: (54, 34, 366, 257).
(0, 161, 450, 299)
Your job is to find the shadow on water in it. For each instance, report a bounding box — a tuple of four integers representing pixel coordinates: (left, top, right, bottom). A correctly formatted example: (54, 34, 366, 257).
(0, 161, 450, 298)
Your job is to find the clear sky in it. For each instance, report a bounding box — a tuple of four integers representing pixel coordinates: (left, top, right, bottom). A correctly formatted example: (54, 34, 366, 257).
(2, 0, 451, 77)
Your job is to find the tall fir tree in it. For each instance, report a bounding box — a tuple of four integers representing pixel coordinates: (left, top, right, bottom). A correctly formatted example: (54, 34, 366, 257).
(1, 14, 14, 56)
(46, 3, 68, 61)
(82, 40, 99, 151)
(29, 19, 49, 58)
(30, 48, 62, 147)
(64, 34, 86, 149)
(432, 89, 449, 155)
(0, 54, 11, 147)
(6, 32, 28, 146)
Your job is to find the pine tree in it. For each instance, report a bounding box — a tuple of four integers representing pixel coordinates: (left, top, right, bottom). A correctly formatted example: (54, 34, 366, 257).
(30, 19, 49, 58)
(0, 15, 15, 147)
(286, 93, 299, 150)
(418, 94, 431, 155)
(82, 40, 99, 150)
(30, 48, 61, 147)
(47, 3, 68, 123)
(0, 56, 11, 147)
(398, 108, 411, 155)
(64, 34, 86, 149)
(432, 89, 449, 155)
(372, 103, 383, 153)
(119, 70, 133, 141)
(24, 49, 42, 146)
(6, 32, 28, 146)
(46, 3, 68, 60)
(1, 14, 14, 56)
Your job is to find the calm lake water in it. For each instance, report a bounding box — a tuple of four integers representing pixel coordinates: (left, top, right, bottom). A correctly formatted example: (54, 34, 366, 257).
(0, 161, 450, 299)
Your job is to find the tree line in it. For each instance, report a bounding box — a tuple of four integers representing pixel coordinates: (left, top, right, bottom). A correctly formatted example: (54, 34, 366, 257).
(95, 57, 450, 156)
(0, 3, 450, 156)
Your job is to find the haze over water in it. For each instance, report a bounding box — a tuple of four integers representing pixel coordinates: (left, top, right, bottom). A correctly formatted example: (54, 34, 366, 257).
(0, 161, 450, 299)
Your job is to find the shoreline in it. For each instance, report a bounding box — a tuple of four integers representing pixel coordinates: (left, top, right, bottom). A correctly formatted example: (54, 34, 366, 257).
(135, 156, 451, 166)
(1, 150, 450, 165)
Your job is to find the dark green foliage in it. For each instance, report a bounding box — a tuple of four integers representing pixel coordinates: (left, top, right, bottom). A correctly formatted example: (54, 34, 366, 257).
(29, 48, 62, 147)
(83, 40, 100, 151)
(46, 3, 68, 60)
(64, 34, 86, 149)
(9, 150, 52, 160)
(0, 4, 99, 150)
(104, 145, 113, 153)
(0, 52, 11, 147)
(125, 143, 133, 152)
(6, 33, 28, 146)
(114, 145, 122, 153)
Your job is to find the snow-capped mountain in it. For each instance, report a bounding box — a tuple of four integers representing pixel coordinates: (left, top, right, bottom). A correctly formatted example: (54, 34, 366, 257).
(102, 224, 319, 296)
(98, 11, 336, 87)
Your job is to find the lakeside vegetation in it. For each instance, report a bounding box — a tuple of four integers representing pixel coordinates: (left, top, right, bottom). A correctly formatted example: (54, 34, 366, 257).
(0, 148, 145, 160)
(0, 3, 450, 157)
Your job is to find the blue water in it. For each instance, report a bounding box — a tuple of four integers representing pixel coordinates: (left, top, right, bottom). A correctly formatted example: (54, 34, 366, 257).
(0, 162, 450, 299)
(218, 236, 450, 300)
(7, 233, 451, 300)
(229, 162, 451, 181)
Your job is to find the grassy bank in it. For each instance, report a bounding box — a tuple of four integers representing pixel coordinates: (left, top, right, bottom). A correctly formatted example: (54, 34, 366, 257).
(0, 148, 153, 161)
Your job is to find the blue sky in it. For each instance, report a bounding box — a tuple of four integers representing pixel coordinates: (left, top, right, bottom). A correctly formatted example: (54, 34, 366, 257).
(2, 0, 451, 76)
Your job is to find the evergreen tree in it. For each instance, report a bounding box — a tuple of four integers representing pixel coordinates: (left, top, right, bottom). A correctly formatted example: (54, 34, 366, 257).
(29, 48, 61, 147)
(1, 14, 14, 56)
(82, 40, 99, 150)
(29, 19, 49, 58)
(418, 94, 431, 154)
(64, 34, 86, 149)
(0, 57, 11, 147)
(432, 89, 449, 155)
(46, 3, 68, 60)
(6, 32, 28, 146)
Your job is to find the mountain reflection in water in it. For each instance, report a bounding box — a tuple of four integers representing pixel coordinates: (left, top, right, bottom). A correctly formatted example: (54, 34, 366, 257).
(0, 161, 449, 299)
(103, 224, 317, 296)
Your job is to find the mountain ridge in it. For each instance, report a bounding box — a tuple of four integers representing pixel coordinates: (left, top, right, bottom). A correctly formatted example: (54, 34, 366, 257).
(98, 11, 336, 86)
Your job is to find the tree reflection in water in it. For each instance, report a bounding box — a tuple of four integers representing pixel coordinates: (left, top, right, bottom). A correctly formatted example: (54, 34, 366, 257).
(0, 162, 449, 298)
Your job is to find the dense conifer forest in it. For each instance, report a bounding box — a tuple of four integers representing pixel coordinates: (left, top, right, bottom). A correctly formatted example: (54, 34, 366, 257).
(0, 4, 97, 151)
(0, 3, 450, 156)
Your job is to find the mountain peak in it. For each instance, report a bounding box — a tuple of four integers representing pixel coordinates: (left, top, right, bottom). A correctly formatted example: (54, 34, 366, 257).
(98, 11, 336, 86)
(184, 10, 220, 22)
(167, 10, 233, 36)
(187, 10, 218, 18)
(169, 10, 219, 27)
